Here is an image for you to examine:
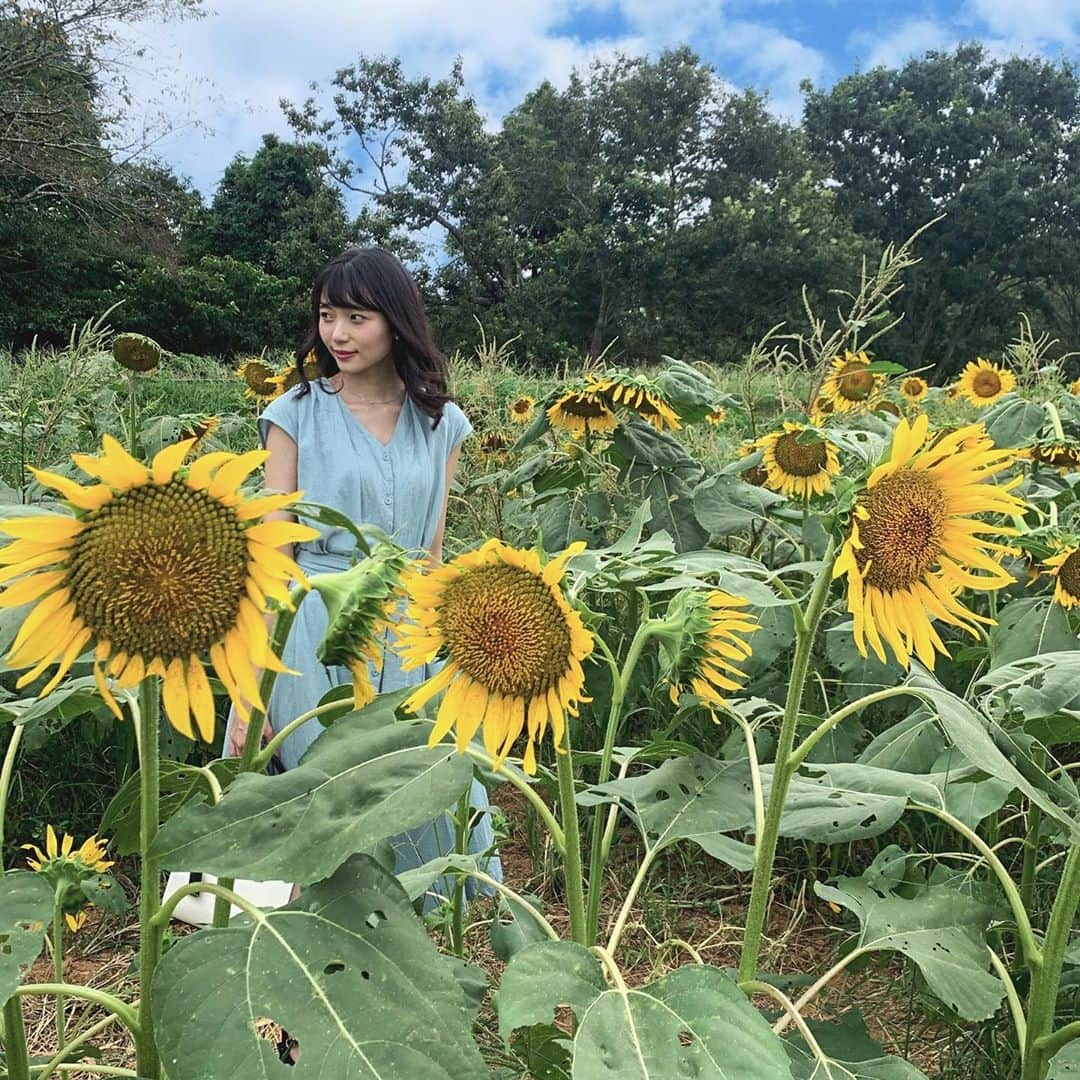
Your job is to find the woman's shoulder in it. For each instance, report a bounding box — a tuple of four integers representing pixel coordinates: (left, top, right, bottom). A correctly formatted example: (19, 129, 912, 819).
(258, 383, 323, 443)
(437, 399, 473, 446)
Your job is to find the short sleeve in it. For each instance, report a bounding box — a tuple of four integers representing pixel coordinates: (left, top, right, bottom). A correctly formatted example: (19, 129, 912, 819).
(257, 388, 302, 448)
(443, 401, 473, 451)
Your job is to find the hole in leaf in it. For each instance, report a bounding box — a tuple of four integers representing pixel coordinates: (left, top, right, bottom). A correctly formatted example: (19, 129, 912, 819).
(361, 970, 370, 980)
(324, 962, 345, 975)
(365, 909, 387, 929)
(655, 789, 670, 802)
(678, 1030, 694, 1046)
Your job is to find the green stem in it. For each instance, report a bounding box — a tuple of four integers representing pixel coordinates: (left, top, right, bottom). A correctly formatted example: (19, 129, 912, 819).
(13, 986, 138, 1036)
(1045, 400, 1066, 443)
(738, 545, 834, 986)
(2, 997, 31, 1080)
(1035, 1020, 1080, 1063)
(253, 700, 341, 769)
(449, 790, 469, 957)
(31, 1064, 138, 1077)
(134, 679, 162, 1079)
(607, 844, 661, 958)
(36, 1009, 124, 1080)
(586, 625, 651, 942)
(555, 735, 588, 945)
(1023, 845, 1080, 1079)
(1021, 749, 1047, 912)
(988, 947, 1027, 1062)
(151, 880, 263, 931)
(52, 902, 65, 1053)
(127, 373, 139, 460)
(0, 722, 25, 865)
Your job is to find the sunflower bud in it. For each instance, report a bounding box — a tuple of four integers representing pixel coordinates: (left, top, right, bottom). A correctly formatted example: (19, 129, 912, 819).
(113, 333, 163, 373)
(310, 543, 410, 708)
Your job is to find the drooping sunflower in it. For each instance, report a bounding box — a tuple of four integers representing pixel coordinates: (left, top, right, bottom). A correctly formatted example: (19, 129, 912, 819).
(659, 590, 758, 707)
(394, 539, 594, 774)
(833, 414, 1025, 670)
(235, 359, 282, 402)
(310, 543, 410, 709)
(546, 387, 619, 438)
(956, 358, 1016, 407)
(899, 376, 929, 404)
(755, 422, 840, 499)
(705, 406, 727, 426)
(817, 351, 885, 414)
(508, 395, 536, 425)
(585, 372, 681, 431)
(0, 436, 318, 739)
(113, 333, 163, 374)
(1022, 441, 1080, 471)
(270, 352, 322, 395)
(1043, 541, 1080, 609)
(23, 825, 115, 931)
(177, 415, 221, 451)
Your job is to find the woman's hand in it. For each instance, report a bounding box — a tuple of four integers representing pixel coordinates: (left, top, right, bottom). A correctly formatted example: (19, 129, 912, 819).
(227, 713, 274, 759)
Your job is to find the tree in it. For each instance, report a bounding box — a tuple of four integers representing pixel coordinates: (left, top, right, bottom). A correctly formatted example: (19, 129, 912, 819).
(802, 45, 1080, 376)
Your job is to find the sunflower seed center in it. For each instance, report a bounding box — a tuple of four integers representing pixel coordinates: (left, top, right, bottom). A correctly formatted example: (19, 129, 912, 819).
(773, 432, 828, 477)
(1061, 551, 1080, 602)
(972, 370, 1002, 398)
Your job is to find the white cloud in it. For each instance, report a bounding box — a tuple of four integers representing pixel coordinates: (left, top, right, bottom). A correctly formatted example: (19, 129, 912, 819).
(848, 18, 957, 72)
(963, 0, 1080, 48)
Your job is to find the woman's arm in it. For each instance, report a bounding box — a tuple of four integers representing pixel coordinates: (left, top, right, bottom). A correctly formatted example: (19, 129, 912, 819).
(428, 443, 463, 567)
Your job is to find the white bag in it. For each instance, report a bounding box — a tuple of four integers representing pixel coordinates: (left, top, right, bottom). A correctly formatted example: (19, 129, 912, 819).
(162, 871, 293, 926)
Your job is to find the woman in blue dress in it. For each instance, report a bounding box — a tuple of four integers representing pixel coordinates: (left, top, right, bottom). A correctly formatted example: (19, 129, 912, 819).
(225, 246, 501, 906)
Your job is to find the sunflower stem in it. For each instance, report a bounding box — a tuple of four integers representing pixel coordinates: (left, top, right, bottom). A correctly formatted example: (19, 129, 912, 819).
(134, 678, 162, 1080)
(555, 734, 588, 945)
(51, 900, 65, 1053)
(585, 623, 652, 942)
(1021, 748, 1047, 912)
(1044, 400, 1066, 443)
(127, 372, 139, 459)
(2, 997, 31, 1080)
(449, 789, 470, 957)
(0, 721, 25, 866)
(738, 543, 834, 986)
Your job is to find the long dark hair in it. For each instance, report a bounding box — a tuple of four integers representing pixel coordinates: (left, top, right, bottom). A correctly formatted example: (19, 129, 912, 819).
(295, 247, 451, 426)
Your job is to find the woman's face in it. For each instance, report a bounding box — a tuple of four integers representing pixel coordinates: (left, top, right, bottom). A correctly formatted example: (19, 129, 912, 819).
(318, 295, 395, 377)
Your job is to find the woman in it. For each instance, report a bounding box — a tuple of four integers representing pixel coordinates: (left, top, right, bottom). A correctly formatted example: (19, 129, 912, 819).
(225, 246, 501, 910)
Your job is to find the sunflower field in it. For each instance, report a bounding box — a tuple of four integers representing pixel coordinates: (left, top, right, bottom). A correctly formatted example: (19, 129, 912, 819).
(2, 243, 1080, 1080)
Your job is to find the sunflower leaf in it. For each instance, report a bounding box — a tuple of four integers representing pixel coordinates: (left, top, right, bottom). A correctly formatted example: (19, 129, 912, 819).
(782, 1009, 928, 1078)
(571, 965, 794, 1079)
(152, 853, 485, 1079)
(0, 871, 52, 1003)
(693, 473, 786, 536)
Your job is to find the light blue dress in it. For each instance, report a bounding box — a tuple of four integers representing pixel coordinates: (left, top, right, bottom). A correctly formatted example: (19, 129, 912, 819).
(227, 381, 502, 900)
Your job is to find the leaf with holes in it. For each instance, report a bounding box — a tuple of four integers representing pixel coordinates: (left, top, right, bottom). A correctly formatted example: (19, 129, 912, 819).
(151, 699, 474, 884)
(0, 871, 52, 1002)
(497, 942, 607, 1045)
(1048, 1040, 1080, 1078)
(580, 753, 756, 869)
(152, 853, 485, 1078)
(814, 850, 1004, 1021)
(571, 965, 793, 1079)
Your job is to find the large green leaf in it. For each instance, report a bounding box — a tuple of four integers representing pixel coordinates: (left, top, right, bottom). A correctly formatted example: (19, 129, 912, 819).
(1048, 1039, 1080, 1078)
(694, 474, 786, 537)
(152, 704, 474, 884)
(572, 965, 794, 1079)
(613, 419, 701, 473)
(976, 651, 1080, 725)
(497, 941, 606, 1044)
(815, 848, 1004, 1021)
(0, 871, 52, 1002)
(638, 467, 709, 552)
(580, 753, 756, 869)
(989, 598, 1078, 669)
(784, 1010, 928, 1079)
(981, 396, 1046, 448)
(857, 709, 945, 774)
(152, 854, 485, 1078)
(0, 676, 114, 750)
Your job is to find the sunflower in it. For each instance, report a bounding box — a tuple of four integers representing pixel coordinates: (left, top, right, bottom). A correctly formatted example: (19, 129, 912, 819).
(899, 376, 929, 404)
(546, 388, 619, 438)
(479, 431, 512, 459)
(737, 440, 768, 487)
(270, 353, 322, 395)
(1022, 441, 1080, 471)
(113, 333, 163, 374)
(177, 415, 221, 451)
(817, 351, 885, 414)
(1069, 378, 1080, 396)
(945, 385, 961, 401)
(394, 539, 593, 774)
(508, 395, 536, 424)
(659, 590, 758, 707)
(956, 358, 1016, 407)
(23, 825, 115, 931)
(1043, 541, 1080, 609)
(755, 422, 840, 499)
(311, 543, 410, 709)
(705, 406, 727, 426)
(585, 372, 681, 431)
(833, 414, 1025, 670)
(0, 436, 318, 740)
(235, 359, 282, 402)
(876, 401, 902, 418)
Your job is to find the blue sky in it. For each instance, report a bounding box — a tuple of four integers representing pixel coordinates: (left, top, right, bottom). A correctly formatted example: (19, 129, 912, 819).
(114, 0, 1080, 203)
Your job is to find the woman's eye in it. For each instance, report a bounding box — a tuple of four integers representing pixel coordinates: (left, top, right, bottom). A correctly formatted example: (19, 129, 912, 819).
(351, 314, 365, 322)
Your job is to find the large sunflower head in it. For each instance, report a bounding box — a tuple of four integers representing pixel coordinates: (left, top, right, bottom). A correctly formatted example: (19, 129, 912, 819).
(899, 376, 929, 404)
(394, 539, 594, 774)
(755, 422, 840, 500)
(546, 387, 619, 438)
(833, 414, 1025, 670)
(817, 351, 885, 414)
(1043, 540, 1080, 609)
(23, 825, 115, 932)
(0, 436, 318, 740)
(957, 358, 1016, 407)
(585, 371, 682, 431)
(508, 395, 536, 425)
(310, 543, 410, 709)
(113, 333, 163, 374)
(659, 590, 758, 707)
(235, 359, 282, 402)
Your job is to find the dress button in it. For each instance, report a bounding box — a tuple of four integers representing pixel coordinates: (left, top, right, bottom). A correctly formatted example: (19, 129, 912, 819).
(382, 452, 390, 461)
(384, 496, 392, 506)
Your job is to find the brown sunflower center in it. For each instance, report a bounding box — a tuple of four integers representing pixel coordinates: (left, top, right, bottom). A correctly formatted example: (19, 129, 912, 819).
(856, 470, 948, 591)
(65, 479, 248, 660)
(1060, 551, 1080, 601)
(439, 563, 572, 696)
(773, 432, 828, 477)
(902, 379, 924, 397)
(838, 367, 876, 401)
(971, 370, 1002, 398)
(511, 399, 532, 415)
(559, 394, 609, 419)
(1033, 444, 1080, 468)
